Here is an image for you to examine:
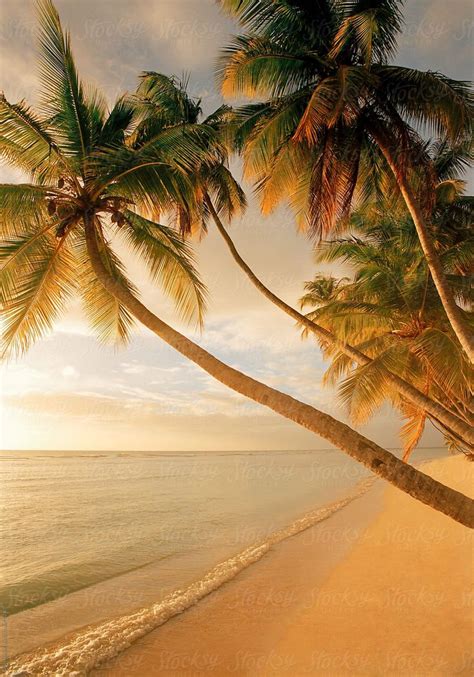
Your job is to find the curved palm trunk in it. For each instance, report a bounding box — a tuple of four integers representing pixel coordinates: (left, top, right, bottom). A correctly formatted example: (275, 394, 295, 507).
(372, 132, 474, 363)
(204, 196, 474, 447)
(85, 219, 474, 527)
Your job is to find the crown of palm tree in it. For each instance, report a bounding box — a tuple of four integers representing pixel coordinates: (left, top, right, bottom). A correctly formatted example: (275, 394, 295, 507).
(132, 72, 247, 236)
(219, 0, 473, 236)
(300, 182, 473, 458)
(0, 0, 226, 357)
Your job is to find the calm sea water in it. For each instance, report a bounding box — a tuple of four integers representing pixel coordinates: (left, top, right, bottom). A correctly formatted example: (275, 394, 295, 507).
(0, 448, 444, 619)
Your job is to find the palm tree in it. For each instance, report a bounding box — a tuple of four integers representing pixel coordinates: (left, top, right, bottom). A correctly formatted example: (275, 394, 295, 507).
(1, 0, 473, 526)
(218, 0, 474, 360)
(300, 192, 473, 460)
(132, 73, 473, 447)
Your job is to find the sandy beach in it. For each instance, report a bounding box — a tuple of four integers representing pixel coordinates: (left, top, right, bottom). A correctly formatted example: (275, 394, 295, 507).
(91, 455, 473, 676)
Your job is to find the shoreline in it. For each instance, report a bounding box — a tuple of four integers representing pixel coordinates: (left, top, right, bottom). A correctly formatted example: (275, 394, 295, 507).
(5, 474, 379, 675)
(4, 456, 471, 675)
(93, 455, 473, 676)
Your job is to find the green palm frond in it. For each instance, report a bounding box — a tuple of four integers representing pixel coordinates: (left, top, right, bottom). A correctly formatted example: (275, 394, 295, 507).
(121, 210, 207, 328)
(135, 72, 202, 125)
(218, 0, 338, 49)
(440, 241, 474, 290)
(435, 179, 466, 204)
(321, 333, 400, 385)
(305, 300, 393, 343)
(96, 155, 182, 214)
(73, 230, 137, 345)
(332, 1, 403, 64)
(220, 35, 314, 98)
(241, 91, 308, 182)
(0, 224, 57, 303)
(375, 66, 473, 142)
(0, 184, 54, 235)
(36, 0, 94, 163)
(1, 233, 77, 357)
(202, 105, 239, 154)
(300, 274, 349, 309)
(99, 96, 136, 147)
(205, 165, 247, 221)
(83, 83, 109, 152)
(0, 96, 63, 180)
(130, 123, 220, 169)
(94, 125, 219, 200)
(431, 138, 473, 181)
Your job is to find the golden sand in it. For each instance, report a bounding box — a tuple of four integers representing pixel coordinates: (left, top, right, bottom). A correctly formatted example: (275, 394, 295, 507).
(93, 455, 473, 676)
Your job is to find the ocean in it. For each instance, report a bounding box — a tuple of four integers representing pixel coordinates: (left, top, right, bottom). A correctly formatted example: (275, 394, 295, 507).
(1, 447, 445, 675)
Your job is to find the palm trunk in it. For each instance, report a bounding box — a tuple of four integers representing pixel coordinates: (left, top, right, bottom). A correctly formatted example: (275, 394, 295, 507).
(373, 132, 474, 363)
(204, 195, 474, 448)
(85, 219, 473, 527)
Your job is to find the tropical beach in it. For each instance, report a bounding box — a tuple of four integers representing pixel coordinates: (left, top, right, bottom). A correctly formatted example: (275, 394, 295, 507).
(1, 0, 473, 674)
(94, 457, 473, 677)
(3, 454, 472, 675)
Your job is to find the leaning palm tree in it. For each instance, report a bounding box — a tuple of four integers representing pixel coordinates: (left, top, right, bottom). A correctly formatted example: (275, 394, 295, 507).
(219, 0, 474, 361)
(1, 0, 473, 525)
(301, 194, 473, 460)
(132, 73, 473, 446)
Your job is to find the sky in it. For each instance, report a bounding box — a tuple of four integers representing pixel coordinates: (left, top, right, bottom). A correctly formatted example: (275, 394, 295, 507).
(0, 0, 472, 452)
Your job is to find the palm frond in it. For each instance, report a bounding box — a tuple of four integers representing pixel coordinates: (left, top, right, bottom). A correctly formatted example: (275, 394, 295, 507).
(338, 357, 394, 424)
(0, 95, 63, 180)
(135, 72, 202, 125)
(307, 125, 362, 237)
(332, 1, 403, 63)
(121, 210, 207, 328)
(218, 0, 338, 48)
(0, 224, 57, 303)
(1, 232, 77, 357)
(412, 327, 470, 394)
(431, 137, 473, 181)
(220, 35, 314, 98)
(205, 165, 247, 221)
(257, 141, 311, 222)
(99, 96, 135, 148)
(241, 91, 308, 181)
(94, 124, 219, 201)
(36, 0, 94, 163)
(73, 229, 137, 345)
(0, 184, 53, 235)
(400, 403, 426, 462)
(375, 66, 473, 142)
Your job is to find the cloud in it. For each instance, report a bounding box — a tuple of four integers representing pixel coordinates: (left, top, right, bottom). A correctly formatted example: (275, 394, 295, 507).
(0, 0, 237, 112)
(61, 365, 80, 378)
(120, 361, 147, 375)
(2, 391, 330, 452)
